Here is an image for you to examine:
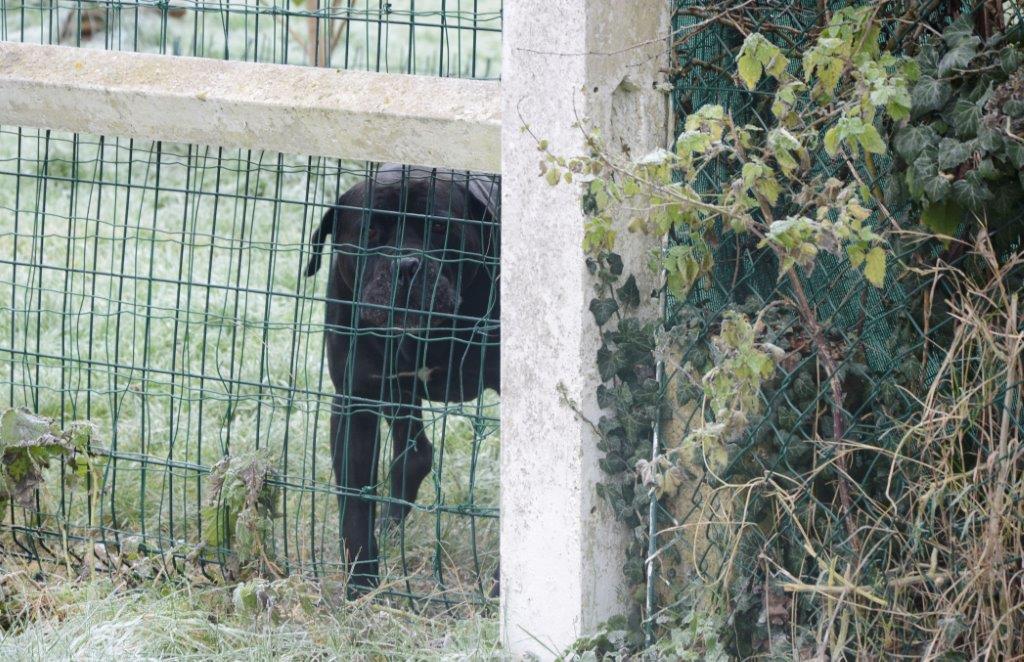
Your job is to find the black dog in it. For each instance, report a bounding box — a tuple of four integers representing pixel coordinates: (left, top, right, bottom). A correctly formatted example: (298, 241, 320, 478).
(305, 165, 500, 587)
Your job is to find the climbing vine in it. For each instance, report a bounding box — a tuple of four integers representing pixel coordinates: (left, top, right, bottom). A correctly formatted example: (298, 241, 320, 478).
(549, 3, 1024, 658)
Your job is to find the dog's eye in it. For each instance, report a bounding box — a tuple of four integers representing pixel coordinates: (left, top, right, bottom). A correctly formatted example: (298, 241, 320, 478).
(366, 227, 381, 244)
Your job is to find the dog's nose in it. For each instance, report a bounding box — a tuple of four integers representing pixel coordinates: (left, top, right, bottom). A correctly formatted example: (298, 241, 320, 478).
(398, 257, 421, 282)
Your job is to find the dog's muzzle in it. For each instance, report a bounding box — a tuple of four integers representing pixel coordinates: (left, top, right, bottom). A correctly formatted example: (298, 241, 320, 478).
(359, 257, 459, 329)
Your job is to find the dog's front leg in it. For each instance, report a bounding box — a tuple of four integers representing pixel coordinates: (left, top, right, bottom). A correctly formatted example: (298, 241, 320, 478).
(330, 394, 382, 589)
(380, 402, 434, 527)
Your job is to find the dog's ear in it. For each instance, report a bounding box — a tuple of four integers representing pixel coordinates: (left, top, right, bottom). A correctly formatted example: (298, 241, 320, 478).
(465, 173, 500, 260)
(304, 180, 370, 277)
(304, 206, 336, 277)
(466, 174, 500, 224)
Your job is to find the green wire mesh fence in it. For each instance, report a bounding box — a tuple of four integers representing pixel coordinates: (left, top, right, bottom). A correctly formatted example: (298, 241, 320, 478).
(0, 1, 501, 607)
(1, 0, 501, 77)
(650, 0, 1024, 656)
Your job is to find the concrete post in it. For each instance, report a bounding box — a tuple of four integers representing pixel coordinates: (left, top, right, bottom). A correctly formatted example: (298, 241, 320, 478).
(500, 1, 671, 658)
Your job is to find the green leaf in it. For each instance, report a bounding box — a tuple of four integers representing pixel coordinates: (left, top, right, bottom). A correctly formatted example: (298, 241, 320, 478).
(936, 137, 972, 169)
(976, 158, 999, 180)
(0, 409, 52, 445)
(615, 275, 640, 310)
(765, 51, 790, 79)
(1005, 139, 1024, 168)
(952, 171, 994, 210)
(737, 33, 788, 90)
(913, 156, 950, 202)
(1004, 99, 1024, 119)
(863, 246, 886, 287)
(675, 130, 712, 156)
(942, 15, 976, 49)
(823, 126, 841, 156)
(937, 40, 979, 75)
(737, 52, 762, 90)
(948, 100, 982, 138)
(921, 199, 963, 237)
(606, 252, 624, 276)
(858, 124, 887, 155)
(894, 125, 938, 161)
(976, 126, 1003, 152)
(589, 298, 619, 327)
(911, 76, 951, 114)
(596, 345, 616, 382)
(1000, 46, 1024, 75)
(916, 39, 941, 76)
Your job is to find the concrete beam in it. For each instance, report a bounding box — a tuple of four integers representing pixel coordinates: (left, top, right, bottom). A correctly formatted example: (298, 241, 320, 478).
(0, 42, 501, 172)
(500, 0, 671, 658)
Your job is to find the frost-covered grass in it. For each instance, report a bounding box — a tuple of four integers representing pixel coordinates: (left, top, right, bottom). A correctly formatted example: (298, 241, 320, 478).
(1, 0, 502, 79)
(0, 564, 501, 659)
(0, 0, 502, 649)
(0, 119, 500, 599)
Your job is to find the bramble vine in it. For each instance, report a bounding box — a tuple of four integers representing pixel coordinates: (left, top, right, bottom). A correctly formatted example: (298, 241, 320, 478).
(202, 451, 282, 579)
(0, 408, 96, 511)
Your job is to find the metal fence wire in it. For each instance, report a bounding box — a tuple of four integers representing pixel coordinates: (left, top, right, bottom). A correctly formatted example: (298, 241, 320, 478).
(0, 0, 501, 607)
(656, 0, 1024, 656)
(1, 0, 501, 77)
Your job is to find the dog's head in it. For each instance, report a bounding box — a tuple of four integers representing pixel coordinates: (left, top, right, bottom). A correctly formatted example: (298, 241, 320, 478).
(305, 166, 499, 330)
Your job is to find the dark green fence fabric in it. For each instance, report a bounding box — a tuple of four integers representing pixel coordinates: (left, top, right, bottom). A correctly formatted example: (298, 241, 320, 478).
(0, 1, 501, 606)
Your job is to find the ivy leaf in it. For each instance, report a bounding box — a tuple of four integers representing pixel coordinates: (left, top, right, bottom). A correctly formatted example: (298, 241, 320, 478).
(606, 252, 624, 276)
(863, 246, 886, 287)
(894, 125, 938, 161)
(938, 40, 979, 75)
(942, 15, 976, 49)
(911, 76, 952, 114)
(1000, 46, 1024, 75)
(916, 39, 941, 76)
(1004, 99, 1024, 119)
(948, 99, 982, 138)
(953, 171, 994, 210)
(936, 137, 972, 169)
(1005, 139, 1024, 168)
(913, 155, 950, 202)
(590, 297, 619, 326)
(615, 275, 640, 310)
(596, 345, 616, 382)
(976, 126, 1003, 152)
(921, 199, 963, 238)
(976, 158, 999, 180)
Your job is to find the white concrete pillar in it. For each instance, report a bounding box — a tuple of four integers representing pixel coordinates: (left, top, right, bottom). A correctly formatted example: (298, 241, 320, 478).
(500, 1, 671, 658)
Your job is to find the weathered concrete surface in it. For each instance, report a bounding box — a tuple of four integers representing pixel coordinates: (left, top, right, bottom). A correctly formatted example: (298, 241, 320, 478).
(500, 0, 671, 658)
(0, 42, 500, 172)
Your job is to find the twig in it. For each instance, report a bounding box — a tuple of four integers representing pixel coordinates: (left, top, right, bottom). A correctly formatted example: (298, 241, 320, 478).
(786, 271, 861, 554)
